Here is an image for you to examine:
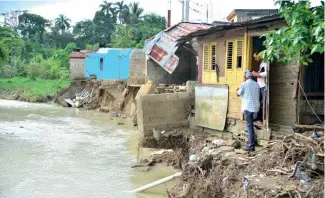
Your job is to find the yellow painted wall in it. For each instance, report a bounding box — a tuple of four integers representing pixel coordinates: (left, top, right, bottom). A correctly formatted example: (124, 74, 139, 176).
(201, 33, 252, 119)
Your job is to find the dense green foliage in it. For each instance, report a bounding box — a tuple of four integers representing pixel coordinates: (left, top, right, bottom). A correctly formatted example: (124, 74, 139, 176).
(260, 0, 324, 65)
(0, 1, 166, 80)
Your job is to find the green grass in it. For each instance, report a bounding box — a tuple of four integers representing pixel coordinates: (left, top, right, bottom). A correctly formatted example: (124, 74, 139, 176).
(0, 77, 70, 101)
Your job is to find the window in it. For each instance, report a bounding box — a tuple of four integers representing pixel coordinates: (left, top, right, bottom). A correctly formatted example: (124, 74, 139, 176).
(226, 41, 234, 69)
(203, 45, 209, 71)
(236, 40, 243, 68)
(100, 58, 104, 71)
(211, 44, 216, 70)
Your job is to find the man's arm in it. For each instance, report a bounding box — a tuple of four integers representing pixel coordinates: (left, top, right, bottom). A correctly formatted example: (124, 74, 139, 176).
(237, 84, 245, 96)
(252, 63, 267, 78)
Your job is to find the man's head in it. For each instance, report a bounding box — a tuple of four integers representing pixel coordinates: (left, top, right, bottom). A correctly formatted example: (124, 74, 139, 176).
(245, 70, 252, 79)
(253, 50, 262, 62)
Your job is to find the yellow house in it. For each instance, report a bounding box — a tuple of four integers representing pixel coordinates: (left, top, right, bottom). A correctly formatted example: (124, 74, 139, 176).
(180, 14, 324, 137)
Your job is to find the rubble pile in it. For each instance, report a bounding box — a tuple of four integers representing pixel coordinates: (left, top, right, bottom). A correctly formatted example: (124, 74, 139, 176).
(60, 79, 139, 119)
(154, 84, 187, 94)
(169, 132, 324, 198)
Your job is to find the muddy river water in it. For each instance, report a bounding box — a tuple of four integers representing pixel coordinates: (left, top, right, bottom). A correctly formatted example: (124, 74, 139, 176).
(0, 99, 175, 198)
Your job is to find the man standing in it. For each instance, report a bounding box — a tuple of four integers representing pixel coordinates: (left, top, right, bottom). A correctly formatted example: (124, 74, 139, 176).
(237, 71, 260, 152)
(252, 51, 267, 125)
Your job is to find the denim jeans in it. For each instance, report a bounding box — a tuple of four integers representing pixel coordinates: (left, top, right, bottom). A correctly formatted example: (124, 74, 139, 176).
(244, 110, 255, 149)
(254, 87, 265, 121)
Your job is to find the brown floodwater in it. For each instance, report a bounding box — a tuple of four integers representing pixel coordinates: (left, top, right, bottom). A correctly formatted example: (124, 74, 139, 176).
(0, 99, 175, 198)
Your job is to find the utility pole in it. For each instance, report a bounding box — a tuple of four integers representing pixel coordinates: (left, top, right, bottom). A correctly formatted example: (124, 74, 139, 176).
(184, 0, 189, 22)
(181, 0, 184, 22)
(206, 4, 208, 23)
(167, 0, 171, 27)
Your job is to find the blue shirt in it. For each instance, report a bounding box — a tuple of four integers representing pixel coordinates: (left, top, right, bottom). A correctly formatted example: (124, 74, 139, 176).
(237, 79, 260, 113)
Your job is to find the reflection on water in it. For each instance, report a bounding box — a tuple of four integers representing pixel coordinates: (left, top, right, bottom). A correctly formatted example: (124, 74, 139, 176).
(0, 100, 175, 198)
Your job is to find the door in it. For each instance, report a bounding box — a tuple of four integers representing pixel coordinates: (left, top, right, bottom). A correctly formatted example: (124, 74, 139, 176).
(225, 39, 246, 119)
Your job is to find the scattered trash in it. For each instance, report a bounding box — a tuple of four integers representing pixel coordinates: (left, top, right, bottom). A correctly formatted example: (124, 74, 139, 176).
(221, 177, 228, 186)
(311, 131, 320, 139)
(189, 155, 197, 162)
(117, 122, 124, 125)
(299, 170, 310, 185)
(212, 139, 226, 146)
(153, 149, 173, 155)
(242, 176, 249, 191)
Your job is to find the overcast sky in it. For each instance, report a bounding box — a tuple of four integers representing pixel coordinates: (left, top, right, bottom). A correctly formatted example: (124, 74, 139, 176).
(0, 0, 322, 25)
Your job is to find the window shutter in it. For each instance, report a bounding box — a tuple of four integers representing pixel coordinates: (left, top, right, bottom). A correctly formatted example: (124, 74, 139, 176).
(236, 40, 243, 69)
(226, 41, 234, 69)
(211, 44, 216, 70)
(203, 44, 209, 71)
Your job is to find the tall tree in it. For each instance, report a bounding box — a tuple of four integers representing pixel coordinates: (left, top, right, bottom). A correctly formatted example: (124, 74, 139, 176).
(100, 1, 115, 17)
(114, 1, 128, 24)
(55, 14, 71, 35)
(73, 20, 96, 48)
(18, 13, 49, 42)
(128, 2, 144, 25)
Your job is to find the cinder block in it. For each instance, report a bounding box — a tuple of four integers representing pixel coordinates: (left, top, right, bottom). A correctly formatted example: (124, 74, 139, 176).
(174, 100, 186, 111)
(174, 113, 187, 121)
(150, 101, 163, 108)
(155, 107, 167, 115)
(167, 120, 189, 128)
(150, 115, 166, 123)
(142, 105, 156, 115)
(167, 107, 180, 115)
(177, 92, 189, 100)
(166, 115, 176, 122)
(166, 93, 178, 101)
(143, 94, 167, 102)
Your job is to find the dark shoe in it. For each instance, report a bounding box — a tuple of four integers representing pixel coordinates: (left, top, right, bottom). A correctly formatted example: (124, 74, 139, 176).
(241, 146, 255, 152)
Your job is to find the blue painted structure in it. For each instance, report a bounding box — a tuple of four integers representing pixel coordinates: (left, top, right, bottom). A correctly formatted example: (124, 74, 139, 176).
(85, 48, 133, 80)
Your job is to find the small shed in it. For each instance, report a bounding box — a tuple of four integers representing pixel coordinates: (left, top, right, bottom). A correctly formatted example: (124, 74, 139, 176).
(69, 50, 89, 80)
(85, 48, 133, 80)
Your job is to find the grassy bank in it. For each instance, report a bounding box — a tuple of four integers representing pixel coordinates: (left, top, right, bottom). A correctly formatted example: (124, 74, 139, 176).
(0, 77, 70, 103)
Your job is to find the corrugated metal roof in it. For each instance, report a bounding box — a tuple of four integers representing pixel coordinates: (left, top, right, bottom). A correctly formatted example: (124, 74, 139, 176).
(145, 22, 212, 74)
(177, 14, 282, 42)
(69, 51, 88, 59)
(96, 48, 111, 54)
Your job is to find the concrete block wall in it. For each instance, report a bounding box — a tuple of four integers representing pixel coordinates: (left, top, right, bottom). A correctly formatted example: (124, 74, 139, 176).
(128, 49, 146, 85)
(137, 92, 190, 137)
(146, 47, 196, 84)
(70, 59, 85, 80)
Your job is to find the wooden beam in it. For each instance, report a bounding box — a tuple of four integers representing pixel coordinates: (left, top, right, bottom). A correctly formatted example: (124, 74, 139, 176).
(294, 124, 324, 131)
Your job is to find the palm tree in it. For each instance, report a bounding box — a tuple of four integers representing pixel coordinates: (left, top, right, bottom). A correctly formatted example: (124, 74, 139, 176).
(100, 1, 114, 16)
(55, 14, 71, 35)
(129, 2, 144, 25)
(114, 1, 128, 24)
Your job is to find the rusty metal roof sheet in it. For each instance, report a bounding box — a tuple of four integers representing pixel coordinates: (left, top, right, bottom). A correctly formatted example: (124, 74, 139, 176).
(69, 51, 88, 59)
(145, 22, 212, 74)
